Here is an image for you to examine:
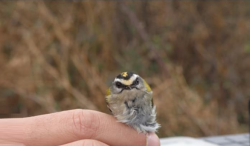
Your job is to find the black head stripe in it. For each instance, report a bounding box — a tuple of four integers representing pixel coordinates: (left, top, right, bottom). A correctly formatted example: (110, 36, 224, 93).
(116, 72, 134, 80)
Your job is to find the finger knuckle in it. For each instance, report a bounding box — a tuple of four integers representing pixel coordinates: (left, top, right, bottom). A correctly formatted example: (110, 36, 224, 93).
(71, 109, 100, 139)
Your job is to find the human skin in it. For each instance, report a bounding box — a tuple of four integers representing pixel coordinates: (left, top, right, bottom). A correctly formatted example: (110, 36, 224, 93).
(0, 109, 160, 146)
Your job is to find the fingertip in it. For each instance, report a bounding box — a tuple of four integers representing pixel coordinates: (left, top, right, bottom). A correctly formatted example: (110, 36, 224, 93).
(147, 133, 160, 146)
(61, 139, 108, 146)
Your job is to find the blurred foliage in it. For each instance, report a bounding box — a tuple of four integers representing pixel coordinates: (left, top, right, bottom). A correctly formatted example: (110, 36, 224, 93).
(0, 1, 249, 137)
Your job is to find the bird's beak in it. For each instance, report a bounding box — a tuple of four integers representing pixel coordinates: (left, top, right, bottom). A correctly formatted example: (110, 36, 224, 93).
(124, 86, 132, 90)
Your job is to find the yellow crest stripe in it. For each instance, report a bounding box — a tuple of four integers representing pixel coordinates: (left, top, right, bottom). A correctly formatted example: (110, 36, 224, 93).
(121, 72, 128, 77)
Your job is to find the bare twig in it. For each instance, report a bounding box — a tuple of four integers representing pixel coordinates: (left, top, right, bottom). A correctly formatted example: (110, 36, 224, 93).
(120, 4, 170, 78)
(22, 31, 97, 110)
(16, 89, 56, 113)
(30, 2, 98, 110)
(175, 74, 213, 135)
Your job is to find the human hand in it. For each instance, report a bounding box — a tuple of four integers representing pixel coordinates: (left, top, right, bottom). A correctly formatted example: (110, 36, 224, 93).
(0, 109, 160, 146)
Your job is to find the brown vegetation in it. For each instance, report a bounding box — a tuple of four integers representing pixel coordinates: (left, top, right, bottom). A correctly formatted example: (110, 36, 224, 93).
(0, 1, 249, 137)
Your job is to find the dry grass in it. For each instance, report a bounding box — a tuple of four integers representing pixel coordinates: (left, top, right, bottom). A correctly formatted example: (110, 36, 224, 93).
(0, 1, 249, 137)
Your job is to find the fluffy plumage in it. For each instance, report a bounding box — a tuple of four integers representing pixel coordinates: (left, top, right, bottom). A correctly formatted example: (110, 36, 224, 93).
(106, 72, 160, 133)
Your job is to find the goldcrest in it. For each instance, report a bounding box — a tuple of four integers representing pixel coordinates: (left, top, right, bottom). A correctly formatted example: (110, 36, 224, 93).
(106, 72, 160, 133)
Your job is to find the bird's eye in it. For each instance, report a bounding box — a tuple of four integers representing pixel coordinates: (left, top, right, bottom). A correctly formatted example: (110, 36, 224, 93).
(134, 78, 139, 85)
(116, 82, 122, 88)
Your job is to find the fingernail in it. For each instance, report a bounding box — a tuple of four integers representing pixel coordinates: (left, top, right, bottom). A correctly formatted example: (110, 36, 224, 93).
(147, 133, 160, 146)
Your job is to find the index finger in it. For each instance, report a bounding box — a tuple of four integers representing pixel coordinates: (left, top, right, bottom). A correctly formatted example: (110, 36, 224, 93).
(1, 109, 159, 146)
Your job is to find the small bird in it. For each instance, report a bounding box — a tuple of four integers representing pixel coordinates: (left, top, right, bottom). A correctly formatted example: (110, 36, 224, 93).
(106, 72, 160, 133)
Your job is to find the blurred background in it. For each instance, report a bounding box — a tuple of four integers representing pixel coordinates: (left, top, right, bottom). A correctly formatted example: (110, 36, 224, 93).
(0, 1, 249, 138)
